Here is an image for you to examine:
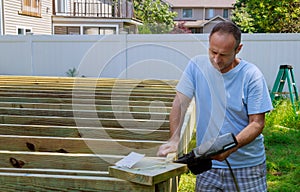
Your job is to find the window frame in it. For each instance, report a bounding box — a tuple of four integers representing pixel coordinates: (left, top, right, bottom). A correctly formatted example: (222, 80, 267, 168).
(223, 9, 229, 18)
(182, 8, 193, 19)
(20, 0, 42, 17)
(55, 0, 68, 15)
(83, 26, 117, 35)
(53, 24, 119, 35)
(16, 26, 32, 35)
(208, 8, 214, 19)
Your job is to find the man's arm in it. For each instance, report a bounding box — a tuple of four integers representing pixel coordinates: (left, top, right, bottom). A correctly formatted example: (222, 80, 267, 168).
(157, 91, 192, 157)
(213, 113, 266, 161)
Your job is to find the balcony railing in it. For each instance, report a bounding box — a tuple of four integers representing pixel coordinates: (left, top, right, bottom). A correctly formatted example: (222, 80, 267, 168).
(54, 0, 134, 18)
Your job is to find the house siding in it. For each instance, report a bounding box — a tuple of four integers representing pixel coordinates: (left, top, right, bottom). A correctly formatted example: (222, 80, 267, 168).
(205, 8, 224, 19)
(175, 7, 232, 21)
(174, 8, 204, 21)
(0, 0, 3, 35)
(193, 8, 204, 20)
(3, 0, 52, 35)
(166, 0, 235, 33)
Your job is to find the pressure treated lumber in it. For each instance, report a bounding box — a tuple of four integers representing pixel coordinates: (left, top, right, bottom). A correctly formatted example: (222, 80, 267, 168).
(0, 76, 194, 192)
(0, 102, 171, 112)
(0, 115, 169, 129)
(0, 124, 170, 141)
(0, 172, 156, 192)
(0, 107, 170, 120)
(0, 135, 163, 156)
(109, 157, 188, 186)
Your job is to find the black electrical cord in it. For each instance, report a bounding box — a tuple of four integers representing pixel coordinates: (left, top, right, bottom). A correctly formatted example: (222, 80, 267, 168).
(225, 158, 240, 192)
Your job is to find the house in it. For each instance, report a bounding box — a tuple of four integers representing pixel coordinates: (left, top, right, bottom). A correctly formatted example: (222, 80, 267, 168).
(0, 0, 3, 35)
(1, 0, 52, 35)
(52, 0, 142, 35)
(0, 0, 141, 35)
(164, 0, 236, 33)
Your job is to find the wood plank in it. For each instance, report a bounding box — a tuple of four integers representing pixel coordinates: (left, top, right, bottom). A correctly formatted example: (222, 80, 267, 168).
(109, 157, 188, 186)
(0, 151, 120, 171)
(0, 115, 170, 129)
(0, 135, 163, 156)
(0, 85, 176, 92)
(0, 97, 173, 107)
(0, 76, 178, 87)
(0, 102, 171, 113)
(0, 107, 170, 120)
(0, 86, 176, 97)
(0, 87, 176, 96)
(0, 92, 175, 102)
(0, 172, 155, 192)
(0, 75, 176, 83)
(0, 81, 176, 90)
(0, 81, 175, 89)
(0, 168, 109, 177)
(177, 99, 196, 156)
(0, 124, 170, 141)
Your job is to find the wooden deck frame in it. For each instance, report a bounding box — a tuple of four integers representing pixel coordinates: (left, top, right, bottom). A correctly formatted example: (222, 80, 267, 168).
(0, 76, 195, 191)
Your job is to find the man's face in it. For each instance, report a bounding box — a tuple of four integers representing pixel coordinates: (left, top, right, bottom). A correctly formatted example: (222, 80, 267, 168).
(208, 32, 241, 73)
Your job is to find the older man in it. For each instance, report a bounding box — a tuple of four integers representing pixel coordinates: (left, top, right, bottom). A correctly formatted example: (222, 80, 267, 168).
(157, 21, 273, 191)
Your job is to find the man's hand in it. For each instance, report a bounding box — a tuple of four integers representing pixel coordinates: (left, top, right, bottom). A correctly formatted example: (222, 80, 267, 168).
(157, 140, 179, 157)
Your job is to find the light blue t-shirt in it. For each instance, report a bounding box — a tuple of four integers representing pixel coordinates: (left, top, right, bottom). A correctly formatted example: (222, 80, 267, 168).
(176, 55, 273, 168)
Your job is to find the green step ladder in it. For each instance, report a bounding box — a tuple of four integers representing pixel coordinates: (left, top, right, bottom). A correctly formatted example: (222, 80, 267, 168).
(270, 65, 299, 114)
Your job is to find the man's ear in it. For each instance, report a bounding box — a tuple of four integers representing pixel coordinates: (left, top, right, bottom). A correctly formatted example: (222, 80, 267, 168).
(235, 44, 243, 54)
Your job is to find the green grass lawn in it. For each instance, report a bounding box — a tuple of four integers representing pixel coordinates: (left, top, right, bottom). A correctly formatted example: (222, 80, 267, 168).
(178, 99, 300, 192)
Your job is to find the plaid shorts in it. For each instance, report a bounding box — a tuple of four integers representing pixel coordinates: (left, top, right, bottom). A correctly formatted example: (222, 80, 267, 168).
(195, 161, 267, 192)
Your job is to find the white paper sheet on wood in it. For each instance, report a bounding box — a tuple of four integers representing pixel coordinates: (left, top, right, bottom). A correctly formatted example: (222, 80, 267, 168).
(115, 152, 145, 168)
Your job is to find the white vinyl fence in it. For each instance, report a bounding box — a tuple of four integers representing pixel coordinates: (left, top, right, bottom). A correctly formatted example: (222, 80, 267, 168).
(0, 33, 299, 89)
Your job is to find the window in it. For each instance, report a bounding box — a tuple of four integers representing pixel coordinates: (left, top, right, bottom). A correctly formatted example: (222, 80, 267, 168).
(83, 27, 116, 35)
(54, 26, 80, 35)
(182, 9, 192, 18)
(208, 9, 214, 19)
(20, 0, 41, 17)
(84, 27, 99, 35)
(190, 28, 202, 34)
(99, 28, 115, 35)
(17, 27, 32, 35)
(56, 0, 67, 14)
(223, 9, 229, 18)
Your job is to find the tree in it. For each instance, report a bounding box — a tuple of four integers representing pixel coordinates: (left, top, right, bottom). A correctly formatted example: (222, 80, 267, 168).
(169, 21, 192, 34)
(232, 0, 300, 33)
(134, 0, 177, 34)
